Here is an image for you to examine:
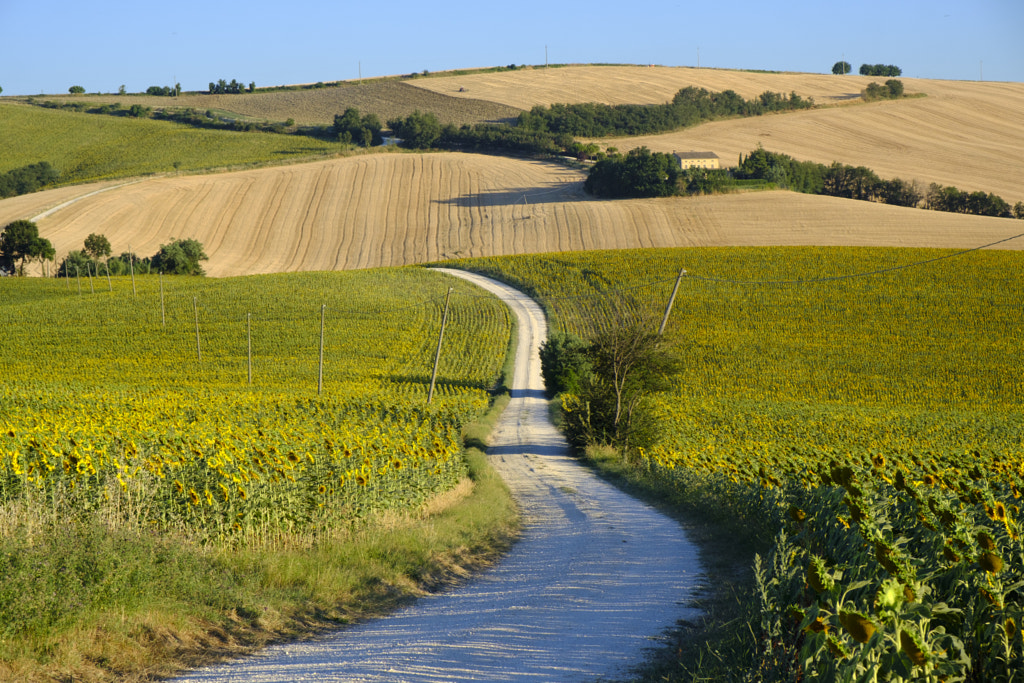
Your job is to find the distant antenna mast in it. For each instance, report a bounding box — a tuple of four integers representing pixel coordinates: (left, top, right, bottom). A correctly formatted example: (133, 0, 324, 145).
(697, 46, 700, 69)
(545, 45, 548, 67)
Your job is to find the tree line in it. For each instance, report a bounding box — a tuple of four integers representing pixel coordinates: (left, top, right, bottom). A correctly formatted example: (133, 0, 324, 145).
(515, 86, 814, 138)
(583, 144, 1024, 221)
(0, 221, 209, 277)
(57, 235, 209, 277)
(208, 79, 255, 94)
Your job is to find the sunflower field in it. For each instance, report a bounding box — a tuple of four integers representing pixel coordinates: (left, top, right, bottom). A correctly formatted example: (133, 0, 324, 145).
(449, 245, 1024, 681)
(0, 267, 512, 543)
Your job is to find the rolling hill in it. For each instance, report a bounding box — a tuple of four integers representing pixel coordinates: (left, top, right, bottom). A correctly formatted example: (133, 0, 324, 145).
(2, 64, 1022, 277)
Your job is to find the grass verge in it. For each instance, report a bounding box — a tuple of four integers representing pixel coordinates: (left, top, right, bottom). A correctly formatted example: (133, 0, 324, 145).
(0, 403, 518, 683)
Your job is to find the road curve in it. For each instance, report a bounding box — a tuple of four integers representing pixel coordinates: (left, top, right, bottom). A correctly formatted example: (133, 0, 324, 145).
(172, 269, 702, 682)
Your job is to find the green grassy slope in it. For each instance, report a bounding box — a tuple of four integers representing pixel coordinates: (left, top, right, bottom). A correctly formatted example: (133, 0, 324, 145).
(0, 102, 346, 182)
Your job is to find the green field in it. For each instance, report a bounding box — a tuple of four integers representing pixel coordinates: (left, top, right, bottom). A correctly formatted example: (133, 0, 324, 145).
(448, 246, 1024, 680)
(0, 267, 516, 680)
(0, 102, 346, 182)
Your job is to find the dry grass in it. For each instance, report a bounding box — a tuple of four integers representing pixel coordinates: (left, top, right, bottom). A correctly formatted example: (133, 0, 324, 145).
(13, 153, 1021, 279)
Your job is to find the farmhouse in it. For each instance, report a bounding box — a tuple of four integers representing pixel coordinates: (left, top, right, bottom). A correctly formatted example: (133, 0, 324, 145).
(674, 151, 720, 170)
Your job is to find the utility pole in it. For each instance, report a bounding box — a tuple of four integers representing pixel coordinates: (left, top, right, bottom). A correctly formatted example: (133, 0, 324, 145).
(427, 287, 453, 404)
(247, 313, 252, 386)
(193, 296, 201, 361)
(318, 304, 326, 395)
(658, 268, 687, 336)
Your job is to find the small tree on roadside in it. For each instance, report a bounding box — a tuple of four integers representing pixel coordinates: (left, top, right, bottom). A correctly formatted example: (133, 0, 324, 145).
(83, 233, 112, 260)
(558, 323, 676, 459)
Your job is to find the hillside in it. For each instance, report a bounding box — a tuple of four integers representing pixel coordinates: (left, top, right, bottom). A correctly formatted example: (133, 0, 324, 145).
(17, 80, 522, 127)
(409, 65, 1024, 205)
(3, 65, 1023, 277)
(6, 153, 1021, 278)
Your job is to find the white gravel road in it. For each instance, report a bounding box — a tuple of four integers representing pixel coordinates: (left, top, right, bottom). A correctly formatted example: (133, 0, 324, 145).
(172, 269, 703, 682)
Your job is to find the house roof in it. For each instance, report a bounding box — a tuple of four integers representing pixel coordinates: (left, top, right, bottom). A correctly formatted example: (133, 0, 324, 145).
(673, 151, 720, 159)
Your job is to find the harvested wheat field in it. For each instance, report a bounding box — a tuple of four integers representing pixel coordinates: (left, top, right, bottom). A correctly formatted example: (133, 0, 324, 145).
(407, 65, 882, 108)
(15, 152, 1022, 278)
(412, 65, 1024, 205)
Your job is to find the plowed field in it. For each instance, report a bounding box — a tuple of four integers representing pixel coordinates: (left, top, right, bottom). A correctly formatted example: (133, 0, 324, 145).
(34, 80, 522, 127)
(12, 153, 1021, 278)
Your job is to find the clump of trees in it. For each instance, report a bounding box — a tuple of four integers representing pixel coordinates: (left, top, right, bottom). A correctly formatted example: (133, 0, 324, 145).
(541, 325, 675, 458)
(388, 110, 443, 149)
(925, 184, 1017, 218)
(832, 61, 852, 75)
(208, 79, 253, 94)
(333, 108, 383, 147)
(146, 84, 181, 97)
(0, 162, 60, 199)
(860, 64, 902, 77)
(0, 220, 55, 276)
(862, 79, 905, 100)
(583, 147, 680, 198)
(68, 85, 85, 94)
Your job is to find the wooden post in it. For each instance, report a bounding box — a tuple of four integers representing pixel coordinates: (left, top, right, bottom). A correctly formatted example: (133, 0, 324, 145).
(105, 261, 112, 292)
(427, 287, 453, 405)
(129, 248, 136, 298)
(193, 296, 201, 361)
(658, 268, 686, 336)
(75, 265, 82, 295)
(247, 313, 252, 386)
(159, 272, 165, 327)
(317, 304, 326, 395)
(87, 262, 95, 294)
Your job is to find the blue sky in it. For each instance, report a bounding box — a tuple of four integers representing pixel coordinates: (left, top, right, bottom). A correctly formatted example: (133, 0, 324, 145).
(1, 0, 1021, 96)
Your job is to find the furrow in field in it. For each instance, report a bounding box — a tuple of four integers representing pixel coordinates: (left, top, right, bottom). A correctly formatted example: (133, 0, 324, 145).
(13, 153, 1022, 279)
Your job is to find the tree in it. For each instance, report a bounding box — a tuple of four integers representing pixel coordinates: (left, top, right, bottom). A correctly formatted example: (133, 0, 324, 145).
(0, 220, 54, 276)
(333, 108, 383, 147)
(83, 233, 111, 260)
(559, 323, 675, 457)
(150, 238, 208, 275)
(540, 331, 592, 395)
(388, 110, 442, 149)
(68, 85, 85, 94)
(584, 147, 680, 198)
(832, 61, 852, 75)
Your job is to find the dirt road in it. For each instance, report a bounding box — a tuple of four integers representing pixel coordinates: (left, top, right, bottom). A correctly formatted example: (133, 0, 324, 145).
(173, 269, 702, 682)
